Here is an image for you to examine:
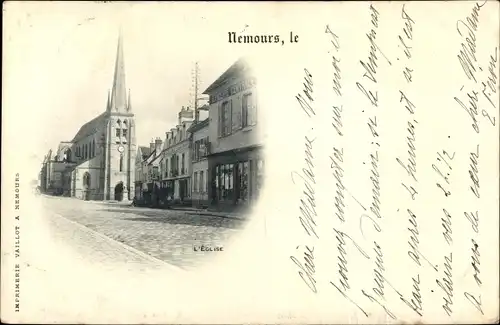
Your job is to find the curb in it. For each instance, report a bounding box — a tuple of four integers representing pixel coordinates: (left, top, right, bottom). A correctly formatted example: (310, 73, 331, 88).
(51, 212, 186, 273)
(165, 207, 246, 220)
(185, 211, 246, 221)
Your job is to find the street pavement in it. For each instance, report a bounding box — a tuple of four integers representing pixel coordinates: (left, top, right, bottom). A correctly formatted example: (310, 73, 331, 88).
(40, 195, 245, 270)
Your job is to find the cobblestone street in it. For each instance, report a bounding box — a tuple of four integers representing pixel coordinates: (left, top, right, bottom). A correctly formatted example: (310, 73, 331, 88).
(40, 195, 245, 270)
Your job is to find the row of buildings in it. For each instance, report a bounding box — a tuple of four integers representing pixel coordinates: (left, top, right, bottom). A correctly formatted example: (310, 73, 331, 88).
(39, 32, 264, 212)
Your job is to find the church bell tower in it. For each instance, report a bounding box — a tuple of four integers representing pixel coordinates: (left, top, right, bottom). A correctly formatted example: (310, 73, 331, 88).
(103, 29, 136, 201)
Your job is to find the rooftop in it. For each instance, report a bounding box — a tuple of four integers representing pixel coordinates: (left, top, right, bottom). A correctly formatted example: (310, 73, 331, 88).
(203, 57, 250, 94)
(187, 117, 209, 133)
(71, 113, 106, 142)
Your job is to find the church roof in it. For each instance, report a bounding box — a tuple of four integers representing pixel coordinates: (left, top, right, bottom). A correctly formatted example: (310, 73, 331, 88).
(56, 141, 73, 154)
(71, 112, 106, 142)
(203, 57, 250, 94)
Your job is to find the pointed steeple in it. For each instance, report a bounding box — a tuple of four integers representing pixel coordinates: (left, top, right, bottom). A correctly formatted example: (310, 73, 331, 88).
(109, 29, 127, 112)
(127, 89, 132, 112)
(106, 90, 111, 112)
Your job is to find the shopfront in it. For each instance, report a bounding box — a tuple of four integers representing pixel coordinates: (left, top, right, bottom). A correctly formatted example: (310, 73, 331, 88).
(208, 145, 263, 210)
(159, 180, 174, 201)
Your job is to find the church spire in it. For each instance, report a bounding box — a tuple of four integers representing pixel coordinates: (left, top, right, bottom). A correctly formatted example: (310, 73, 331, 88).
(106, 90, 111, 111)
(127, 89, 132, 112)
(109, 29, 127, 112)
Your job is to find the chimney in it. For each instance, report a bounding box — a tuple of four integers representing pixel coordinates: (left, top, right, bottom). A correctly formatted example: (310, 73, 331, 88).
(149, 138, 155, 152)
(178, 106, 194, 125)
(155, 137, 163, 154)
(170, 128, 176, 142)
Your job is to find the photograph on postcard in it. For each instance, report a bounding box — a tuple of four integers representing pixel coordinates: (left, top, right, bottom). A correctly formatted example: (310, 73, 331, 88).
(1, 1, 499, 324)
(36, 32, 263, 270)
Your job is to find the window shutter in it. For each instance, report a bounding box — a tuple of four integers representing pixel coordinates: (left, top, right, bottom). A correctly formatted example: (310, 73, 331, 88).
(229, 100, 233, 133)
(218, 103, 222, 137)
(232, 98, 241, 131)
(250, 94, 257, 126)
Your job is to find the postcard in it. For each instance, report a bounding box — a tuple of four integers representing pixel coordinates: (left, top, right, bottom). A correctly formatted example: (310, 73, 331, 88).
(1, 1, 499, 324)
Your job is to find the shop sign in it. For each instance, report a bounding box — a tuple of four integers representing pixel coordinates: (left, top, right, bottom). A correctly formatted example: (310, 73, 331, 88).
(210, 77, 256, 104)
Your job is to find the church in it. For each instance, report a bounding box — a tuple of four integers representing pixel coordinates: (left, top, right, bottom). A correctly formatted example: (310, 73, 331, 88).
(44, 32, 136, 201)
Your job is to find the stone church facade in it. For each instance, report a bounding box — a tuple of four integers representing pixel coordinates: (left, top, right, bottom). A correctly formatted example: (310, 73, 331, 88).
(49, 33, 136, 201)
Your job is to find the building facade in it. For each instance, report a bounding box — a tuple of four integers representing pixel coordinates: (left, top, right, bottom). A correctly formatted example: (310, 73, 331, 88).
(203, 58, 264, 211)
(40, 33, 136, 201)
(158, 107, 195, 204)
(189, 117, 210, 208)
(39, 147, 77, 196)
(146, 138, 163, 206)
(134, 146, 152, 200)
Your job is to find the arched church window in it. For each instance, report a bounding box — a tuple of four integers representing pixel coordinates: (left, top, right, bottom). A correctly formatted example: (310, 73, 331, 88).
(116, 120, 121, 137)
(122, 120, 128, 139)
(92, 139, 96, 157)
(84, 144, 87, 159)
(119, 154, 124, 172)
(64, 148, 72, 162)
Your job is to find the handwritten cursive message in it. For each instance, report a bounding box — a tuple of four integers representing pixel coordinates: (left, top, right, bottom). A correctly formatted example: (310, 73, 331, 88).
(455, 0, 497, 318)
(286, 2, 499, 323)
(290, 68, 319, 294)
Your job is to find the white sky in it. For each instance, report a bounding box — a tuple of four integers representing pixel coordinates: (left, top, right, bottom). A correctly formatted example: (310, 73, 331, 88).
(4, 2, 265, 180)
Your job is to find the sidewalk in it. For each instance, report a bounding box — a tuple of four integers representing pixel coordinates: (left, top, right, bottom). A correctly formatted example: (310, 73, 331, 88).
(87, 199, 134, 207)
(58, 195, 247, 221)
(169, 206, 246, 221)
(96, 199, 246, 221)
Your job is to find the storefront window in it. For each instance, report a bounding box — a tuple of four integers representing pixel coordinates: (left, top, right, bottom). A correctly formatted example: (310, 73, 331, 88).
(255, 159, 264, 198)
(238, 161, 249, 202)
(200, 171, 204, 193)
(216, 163, 235, 201)
(215, 166, 219, 198)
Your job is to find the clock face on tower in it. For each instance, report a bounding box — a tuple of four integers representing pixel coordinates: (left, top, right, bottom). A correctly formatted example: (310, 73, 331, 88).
(118, 145, 124, 153)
